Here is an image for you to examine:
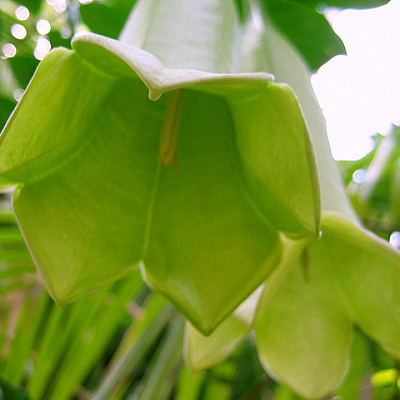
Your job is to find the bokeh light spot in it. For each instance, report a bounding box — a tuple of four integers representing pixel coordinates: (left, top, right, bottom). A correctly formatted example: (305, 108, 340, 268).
(2, 44, 17, 58)
(34, 37, 51, 60)
(36, 19, 51, 35)
(15, 6, 30, 21)
(47, 0, 68, 13)
(60, 26, 72, 39)
(13, 89, 25, 102)
(11, 24, 27, 40)
(389, 231, 400, 248)
(352, 169, 367, 184)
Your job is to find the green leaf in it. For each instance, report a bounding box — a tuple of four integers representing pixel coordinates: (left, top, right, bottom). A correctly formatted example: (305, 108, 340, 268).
(15, 0, 42, 15)
(0, 96, 16, 131)
(1, 292, 48, 387)
(263, 0, 345, 71)
(92, 296, 172, 400)
(27, 275, 144, 400)
(359, 126, 400, 209)
(137, 314, 184, 400)
(261, 0, 389, 70)
(0, 378, 30, 400)
(175, 365, 204, 400)
(80, 0, 138, 39)
(0, 33, 321, 334)
(8, 56, 40, 89)
(47, 30, 73, 50)
(301, 0, 390, 9)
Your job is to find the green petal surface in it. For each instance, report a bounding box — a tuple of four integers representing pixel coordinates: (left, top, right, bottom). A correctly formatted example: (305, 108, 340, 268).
(184, 318, 248, 371)
(323, 212, 400, 358)
(0, 33, 322, 332)
(229, 84, 320, 236)
(0, 49, 114, 182)
(3, 48, 283, 332)
(184, 236, 308, 371)
(13, 78, 157, 303)
(74, 33, 320, 236)
(142, 89, 281, 333)
(254, 236, 353, 399)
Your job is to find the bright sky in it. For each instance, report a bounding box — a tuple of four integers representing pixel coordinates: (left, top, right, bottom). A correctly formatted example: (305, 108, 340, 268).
(311, 0, 400, 160)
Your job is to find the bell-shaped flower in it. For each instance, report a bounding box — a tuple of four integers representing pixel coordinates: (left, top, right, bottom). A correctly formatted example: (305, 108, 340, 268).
(186, 5, 400, 398)
(0, 0, 320, 334)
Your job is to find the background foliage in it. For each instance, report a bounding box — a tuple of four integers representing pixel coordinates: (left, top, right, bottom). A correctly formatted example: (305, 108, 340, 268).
(1, 0, 399, 399)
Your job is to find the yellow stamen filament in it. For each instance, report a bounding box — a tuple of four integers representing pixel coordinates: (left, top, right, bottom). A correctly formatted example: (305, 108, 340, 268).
(158, 89, 185, 168)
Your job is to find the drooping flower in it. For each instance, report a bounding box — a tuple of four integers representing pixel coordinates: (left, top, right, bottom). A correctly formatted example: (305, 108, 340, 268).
(186, 5, 400, 398)
(0, 0, 320, 334)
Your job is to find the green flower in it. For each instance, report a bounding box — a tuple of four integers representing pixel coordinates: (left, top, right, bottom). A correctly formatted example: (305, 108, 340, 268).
(0, 0, 320, 334)
(186, 6, 400, 398)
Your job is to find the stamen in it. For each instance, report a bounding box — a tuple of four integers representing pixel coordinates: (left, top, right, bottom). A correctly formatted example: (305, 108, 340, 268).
(158, 89, 185, 168)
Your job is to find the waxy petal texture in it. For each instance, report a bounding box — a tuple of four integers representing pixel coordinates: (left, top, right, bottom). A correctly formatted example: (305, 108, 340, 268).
(0, 32, 320, 333)
(254, 213, 400, 399)
(254, 220, 353, 399)
(186, 5, 400, 396)
(322, 213, 400, 359)
(0, 49, 114, 181)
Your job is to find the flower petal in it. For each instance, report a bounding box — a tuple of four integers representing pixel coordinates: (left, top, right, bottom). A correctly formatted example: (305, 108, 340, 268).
(74, 33, 321, 236)
(142, 89, 282, 333)
(7, 63, 282, 332)
(185, 235, 308, 370)
(1, 32, 321, 331)
(254, 235, 353, 399)
(12, 78, 158, 303)
(229, 84, 321, 236)
(323, 212, 400, 358)
(184, 318, 247, 371)
(0, 49, 114, 182)
(72, 33, 274, 101)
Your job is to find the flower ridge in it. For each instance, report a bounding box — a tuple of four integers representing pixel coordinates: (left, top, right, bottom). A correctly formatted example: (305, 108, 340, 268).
(0, 0, 320, 334)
